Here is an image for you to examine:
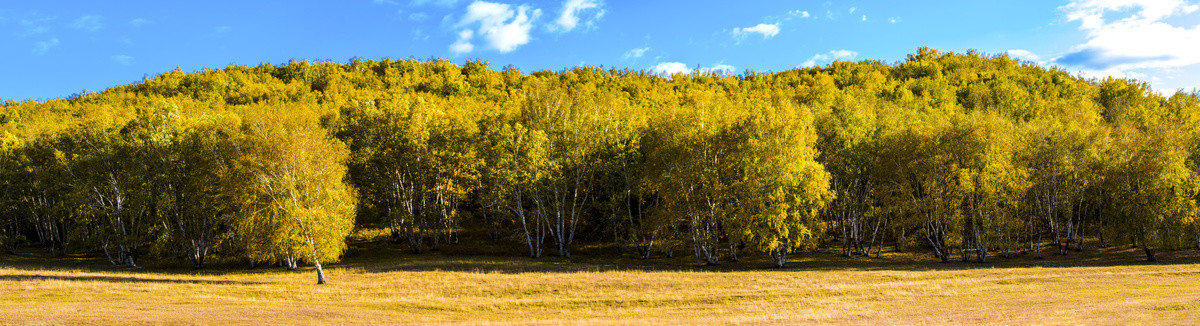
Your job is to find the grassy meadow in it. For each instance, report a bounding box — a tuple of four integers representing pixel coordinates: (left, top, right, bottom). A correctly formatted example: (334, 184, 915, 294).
(3, 230, 1200, 325)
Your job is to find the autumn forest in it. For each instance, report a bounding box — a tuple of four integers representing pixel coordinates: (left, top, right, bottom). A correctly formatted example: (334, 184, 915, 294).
(3, 48, 1200, 284)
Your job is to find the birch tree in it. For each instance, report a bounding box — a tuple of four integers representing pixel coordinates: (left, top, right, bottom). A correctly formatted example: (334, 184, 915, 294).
(725, 90, 832, 267)
(230, 105, 356, 284)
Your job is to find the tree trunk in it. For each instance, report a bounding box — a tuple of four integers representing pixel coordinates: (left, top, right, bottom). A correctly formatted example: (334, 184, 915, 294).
(102, 241, 118, 265)
(770, 249, 786, 268)
(192, 252, 205, 270)
(315, 260, 327, 285)
(638, 236, 654, 260)
(1075, 216, 1086, 252)
(390, 223, 402, 244)
(1144, 246, 1157, 262)
(925, 220, 949, 263)
(431, 230, 440, 252)
(612, 215, 621, 256)
(122, 246, 138, 267)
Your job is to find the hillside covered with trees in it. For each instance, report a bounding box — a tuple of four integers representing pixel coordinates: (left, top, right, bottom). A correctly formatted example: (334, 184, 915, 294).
(3, 48, 1199, 283)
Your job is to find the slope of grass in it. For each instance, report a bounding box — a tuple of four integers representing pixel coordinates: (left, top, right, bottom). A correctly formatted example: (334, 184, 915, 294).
(3, 232, 1199, 325)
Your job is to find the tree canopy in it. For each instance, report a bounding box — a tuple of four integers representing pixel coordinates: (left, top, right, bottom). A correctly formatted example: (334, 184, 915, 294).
(3, 49, 1200, 281)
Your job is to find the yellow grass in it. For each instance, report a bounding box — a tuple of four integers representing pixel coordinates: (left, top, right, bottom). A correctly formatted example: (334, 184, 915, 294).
(3, 238, 1199, 325)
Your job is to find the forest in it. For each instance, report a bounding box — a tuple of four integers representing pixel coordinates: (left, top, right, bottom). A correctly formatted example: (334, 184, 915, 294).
(2, 48, 1199, 284)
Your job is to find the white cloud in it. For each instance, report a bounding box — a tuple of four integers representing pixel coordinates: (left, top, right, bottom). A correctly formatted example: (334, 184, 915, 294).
(861, 15, 867, 21)
(1057, 0, 1200, 71)
(650, 62, 691, 76)
(1064, 0, 1196, 30)
(553, 0, 604, 32)
(800, 50, 858, 68)
(112, 55, 134, 65)
(624, 47, 650, 59)
(450, 29, 475, 54)
(849, 7, 857, 14)
(700, 64, 736, 74)
(129, 18, 152, 27)
(733, 23, 781, 39)
(649, 62, 737, 76)
(32, 38, 59, 54)
(789, 10, 810, 18)
(409, 12, 429, 21)
(455, 1, 541, 53)
(70, 15, 102, 32)
(1006, 49, 1041, 61)
(888, 16, 901, 24)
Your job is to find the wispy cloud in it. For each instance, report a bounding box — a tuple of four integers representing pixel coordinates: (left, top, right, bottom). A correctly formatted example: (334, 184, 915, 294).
(19, 22, 48, 37)
(70, 15, 102, 32)
(623, 47, 650, 59)
(129, 18, 153, 27)
(112, 55, 134, 65)
(18, 16, 54, 37)
(32, 38, 59, 54)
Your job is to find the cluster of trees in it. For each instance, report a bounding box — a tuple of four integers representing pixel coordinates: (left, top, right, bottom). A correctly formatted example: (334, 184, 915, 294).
(0, 97, 354, 283)
(3, 48, 1200, 283)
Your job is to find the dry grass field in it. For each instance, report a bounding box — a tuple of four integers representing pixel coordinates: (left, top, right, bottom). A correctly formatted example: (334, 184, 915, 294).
(3, 232, 1200, 325)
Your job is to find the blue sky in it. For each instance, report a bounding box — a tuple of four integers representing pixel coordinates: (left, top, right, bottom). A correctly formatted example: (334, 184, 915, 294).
(3, 0, 1199, 100)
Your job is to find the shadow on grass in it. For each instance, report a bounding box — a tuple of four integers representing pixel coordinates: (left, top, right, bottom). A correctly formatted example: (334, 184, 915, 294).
(340, 240, 1200, 275)
(342, 255, 1200, 275)
(0, 249, 306, 280)
(0, 274, 265, 285)
(331, 230, 1198, 274)
(3, 233, 1198, 277)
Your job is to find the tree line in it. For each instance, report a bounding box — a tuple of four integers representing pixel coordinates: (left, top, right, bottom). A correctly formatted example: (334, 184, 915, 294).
(2, 48, 1199, 283)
